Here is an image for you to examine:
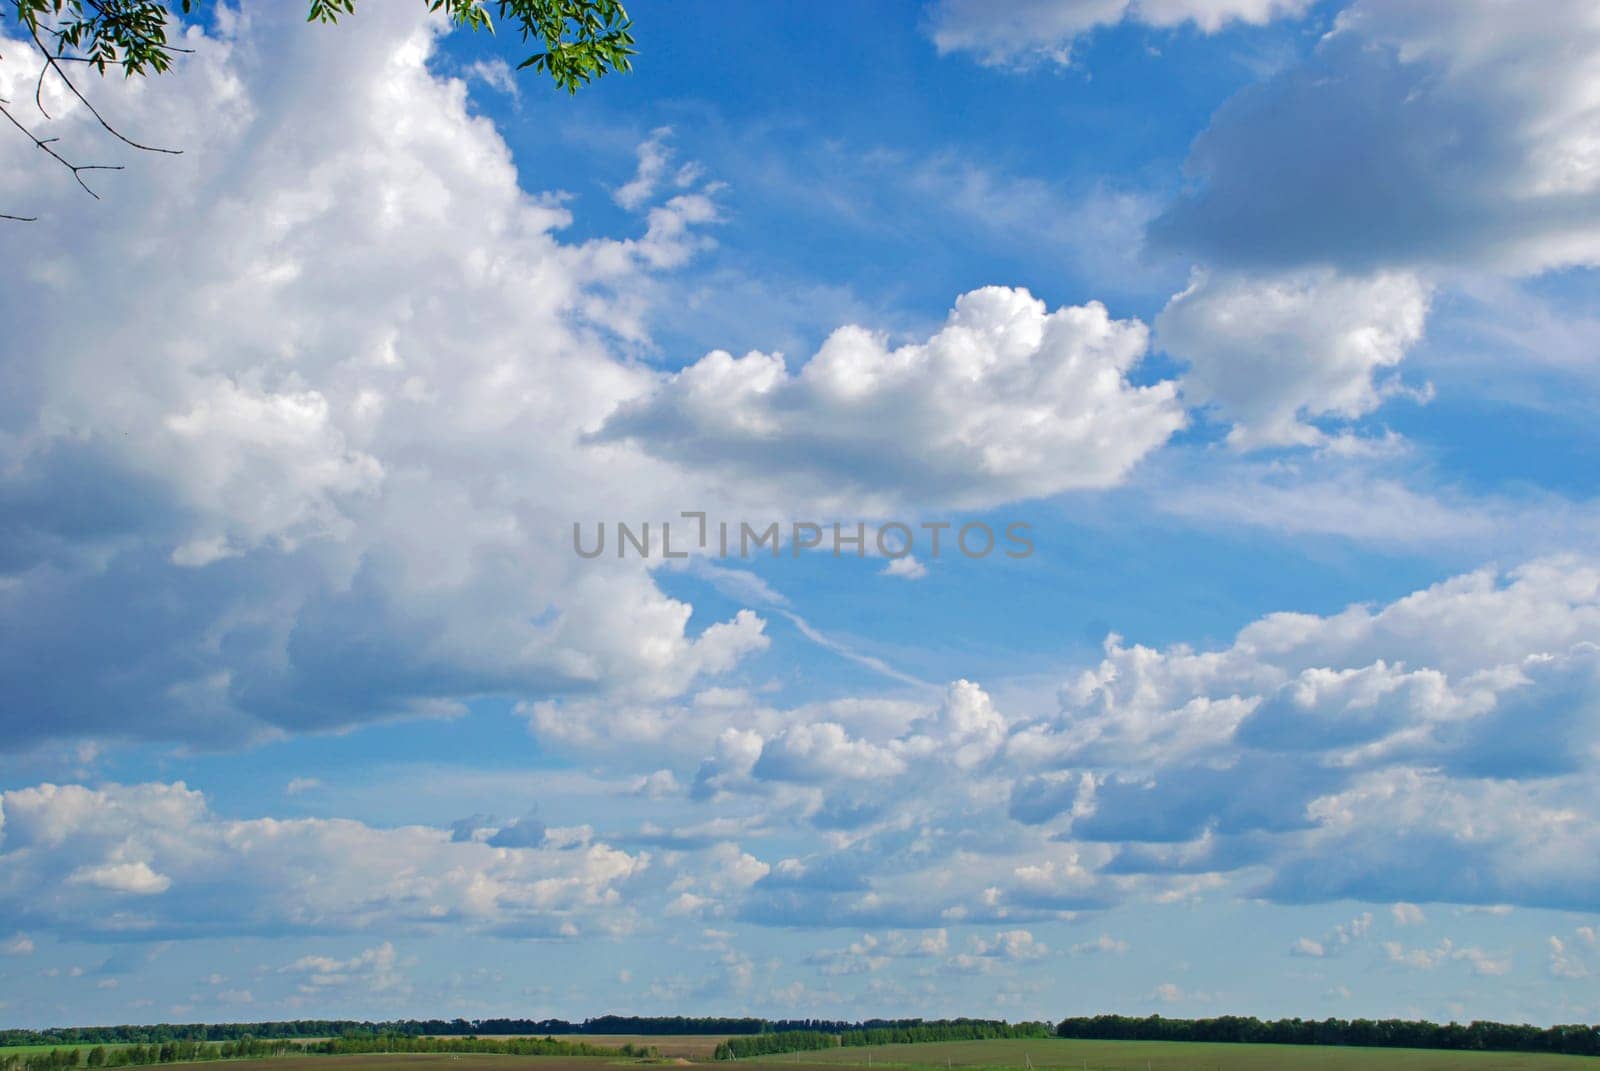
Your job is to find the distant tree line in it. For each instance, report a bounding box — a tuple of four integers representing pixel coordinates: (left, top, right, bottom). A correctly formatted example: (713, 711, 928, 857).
(1, 1016, 1039, 1049)
(2, 1033, 650, 1071)
(715, 1031, 841, 1059)
(0, 1016, 777, 1047)
(841, 1022, 1052, 1047)
(1, 1036, 294, 1071)
(1054, 1015, 1600, 1057)
(309, 1034, 650, 1058)
(715, 1020, 1053, 1059)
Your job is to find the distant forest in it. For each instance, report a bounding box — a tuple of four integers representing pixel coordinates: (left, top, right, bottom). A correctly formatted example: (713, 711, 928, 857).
(2, 1017, 851, 1046)
(715, 1021, 1052, 1058)
(3, 1014, 1599, 1061)
(0, 1033, 652, 1071)
(1053, 1016, 1600, 1057)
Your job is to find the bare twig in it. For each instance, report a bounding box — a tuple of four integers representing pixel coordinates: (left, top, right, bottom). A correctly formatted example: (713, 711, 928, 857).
(26, 20, 180, 153)
(0, 97, 124, 198)
(3, 0, 190, 218)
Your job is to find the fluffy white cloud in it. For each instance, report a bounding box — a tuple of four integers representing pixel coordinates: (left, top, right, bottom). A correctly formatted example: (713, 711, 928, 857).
(1548, 928, 1597, 980)
(655, 842, 772, 922)
(1157, 270, 1430, 447)
(1290, 913, 1372, 959)
(1140, 1, 1600, 451)
(1263, 766, 1600, 910)
(755, 723, 908, 783)
(627, 770, 683, 800)
(67, 861, 173, 896)
(613, 126, 702, 212)
(1455, 945, 1513, 978)
(806, 931, 948, 976)
(1070, 934, 1128, 955)
(525, 688, 786, 770)
(596, 287, 1184, 510)
(2, 4, 1598, 990)
(994, 557, 1600, 915)
(0, 3, 1209, 759)
(927, 0, 1312, 67)
(1392, 902, 1426, 926)
(1548, 936, 1588, 980)
(1023, 557, 1600, 773)
(934, 1, 1600, 454)
(969, 928, 1047, 960)
(907, 678, 1008, 770)
(5, 558, 1598, 948)
(881, 556, 928, 580)
(282, 942, 405, 994)
(1383, 937, 1509, 976)
(1383, 938, 1452, 970)
(1149, 981, 1211, 1004)
(677, 560, 1600, 928)
(0, 781, 647, 939)
(533, 560, 1600, 925)
(0, 6, 771, 750)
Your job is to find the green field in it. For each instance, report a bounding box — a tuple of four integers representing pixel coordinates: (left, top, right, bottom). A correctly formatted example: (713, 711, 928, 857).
(425, 1037, 722, 1060)
(188, 1058, 632, 1071)
(6, 1039, 1599, 1071)
(748, 1038, 1600, 1071)
(0, 1055, 640, 1070)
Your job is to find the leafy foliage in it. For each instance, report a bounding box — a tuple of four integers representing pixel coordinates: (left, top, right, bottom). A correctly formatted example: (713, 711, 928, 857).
(714, 1021, 1055, 1060)
(11, 0, 199, 77)
(9, 1, 634, 90)
(0, 1034, 653, 1071)
(715, 1032, 842, 1060)
(312, 0, 636, 94)
(840, 1022, 1053, 1047)
(0, 1037, 297, 1071)
(1, 0, 633, 216)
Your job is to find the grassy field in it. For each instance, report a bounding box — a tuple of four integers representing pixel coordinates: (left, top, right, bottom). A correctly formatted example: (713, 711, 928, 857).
(421, 1038, 721, 1060)
(7, 1039, 1598, 1071)
(0, 1036, 708, 1063)
(0, 1045, 641, 1065)
(199, 1058, 631, 1071)
(747, 1038, 1600, 1071)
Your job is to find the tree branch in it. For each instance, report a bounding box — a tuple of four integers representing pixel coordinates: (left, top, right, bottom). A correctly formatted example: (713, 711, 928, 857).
(26, 19, 180, 153)
(0, 96, 124, 199)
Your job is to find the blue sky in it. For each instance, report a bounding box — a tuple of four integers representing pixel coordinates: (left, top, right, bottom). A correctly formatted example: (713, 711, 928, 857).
(2, 0, 1600, 1031)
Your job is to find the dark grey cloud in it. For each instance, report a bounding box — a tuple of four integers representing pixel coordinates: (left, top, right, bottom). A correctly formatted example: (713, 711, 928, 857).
(486, 810, 549, 849)
(1150, 0, 1600, 275)
(1073, 758, 1339, 844)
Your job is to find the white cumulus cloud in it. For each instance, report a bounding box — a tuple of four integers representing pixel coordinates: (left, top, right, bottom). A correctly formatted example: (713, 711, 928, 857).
(927, 0, 1313, 67)
(1157, 269, 1429, 448)
(596, 286, 1184, 511)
